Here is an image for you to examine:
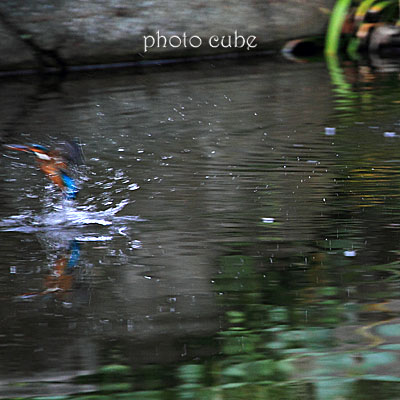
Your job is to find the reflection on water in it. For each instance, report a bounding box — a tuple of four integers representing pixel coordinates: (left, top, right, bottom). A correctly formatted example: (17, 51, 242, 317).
(16, 239, 81, 301)
(0, 57, 399, 399)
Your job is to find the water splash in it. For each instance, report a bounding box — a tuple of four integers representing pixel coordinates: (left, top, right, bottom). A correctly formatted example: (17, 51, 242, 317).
(0, 198, 142, 234)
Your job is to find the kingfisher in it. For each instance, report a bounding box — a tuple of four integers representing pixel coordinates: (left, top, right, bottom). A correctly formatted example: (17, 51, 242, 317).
(4, 141, 84, 200)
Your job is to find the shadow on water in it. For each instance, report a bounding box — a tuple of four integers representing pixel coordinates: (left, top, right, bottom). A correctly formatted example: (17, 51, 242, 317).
(0, 55, 400, 399)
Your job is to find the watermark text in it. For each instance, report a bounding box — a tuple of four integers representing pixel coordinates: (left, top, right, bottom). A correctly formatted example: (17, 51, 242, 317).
(143, 31, 257, 53)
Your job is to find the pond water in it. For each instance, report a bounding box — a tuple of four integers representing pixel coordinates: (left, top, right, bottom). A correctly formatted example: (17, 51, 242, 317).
(0, 56, 399, 399)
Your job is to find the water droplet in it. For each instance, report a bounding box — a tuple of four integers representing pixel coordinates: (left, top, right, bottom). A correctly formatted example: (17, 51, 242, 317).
(325, 127, 336, 135)
(262, 218, 275, 223)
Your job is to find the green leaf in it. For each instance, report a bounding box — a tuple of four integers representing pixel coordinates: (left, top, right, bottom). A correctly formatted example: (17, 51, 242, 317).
(325, 0, 353, 55)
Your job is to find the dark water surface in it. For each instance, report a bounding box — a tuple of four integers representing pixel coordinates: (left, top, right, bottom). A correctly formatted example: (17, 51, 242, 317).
(0, 57, 399, 399)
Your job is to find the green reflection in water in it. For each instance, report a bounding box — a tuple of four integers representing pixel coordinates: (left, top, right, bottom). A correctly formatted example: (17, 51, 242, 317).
(6, 258, 400, 399)
(326, 54, 400, 123)
(326, 54, 357, 116)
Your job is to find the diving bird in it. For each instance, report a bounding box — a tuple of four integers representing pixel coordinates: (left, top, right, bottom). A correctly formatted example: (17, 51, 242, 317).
(4, 141, 84, 200)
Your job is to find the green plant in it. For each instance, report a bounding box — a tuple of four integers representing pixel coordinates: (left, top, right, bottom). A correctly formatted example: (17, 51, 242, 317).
(325, 0, 400, 56)
(325, 0, 353, 55)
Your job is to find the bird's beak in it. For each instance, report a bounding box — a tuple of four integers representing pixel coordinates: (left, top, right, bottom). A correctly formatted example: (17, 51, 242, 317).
(3, 144, 32, 153)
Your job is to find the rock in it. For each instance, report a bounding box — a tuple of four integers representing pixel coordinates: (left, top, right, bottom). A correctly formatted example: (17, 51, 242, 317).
(0, 19, 35, 70)
(0, 0, 335, 71)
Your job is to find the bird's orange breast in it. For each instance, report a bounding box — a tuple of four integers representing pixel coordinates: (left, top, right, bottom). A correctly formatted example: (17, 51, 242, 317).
(38, 159, 67, 191)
